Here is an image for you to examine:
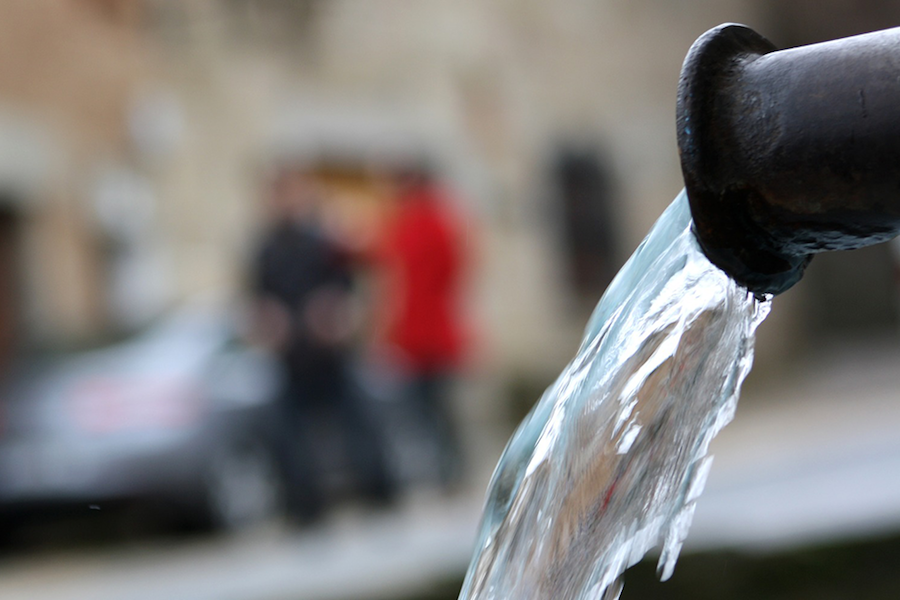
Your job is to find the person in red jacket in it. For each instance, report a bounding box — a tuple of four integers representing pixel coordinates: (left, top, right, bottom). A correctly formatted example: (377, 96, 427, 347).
(376, 163, 470, 487)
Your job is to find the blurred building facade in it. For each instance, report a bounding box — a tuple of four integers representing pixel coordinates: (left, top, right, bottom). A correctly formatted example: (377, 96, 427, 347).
(3, 0, 899, 411)
(137, 0, 764, 385)
(0, 0, 145, 366)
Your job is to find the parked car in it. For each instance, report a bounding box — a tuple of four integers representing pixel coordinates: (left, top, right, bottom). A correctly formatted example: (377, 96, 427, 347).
(0, 307, 287, 532)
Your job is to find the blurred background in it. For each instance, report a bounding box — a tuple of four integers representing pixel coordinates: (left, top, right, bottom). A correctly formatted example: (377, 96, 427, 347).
(2, 1, 900, 599)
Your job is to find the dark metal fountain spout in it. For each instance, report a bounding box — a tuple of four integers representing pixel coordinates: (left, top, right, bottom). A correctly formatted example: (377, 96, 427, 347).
(677, 23, 900, 295)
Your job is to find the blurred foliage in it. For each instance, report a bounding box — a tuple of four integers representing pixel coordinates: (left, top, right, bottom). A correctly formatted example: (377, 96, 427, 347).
(624, 534, 900, 600)
(394, 533, 900, 599)
(502, 372, 555, 431)
(401, 577, 465, 600)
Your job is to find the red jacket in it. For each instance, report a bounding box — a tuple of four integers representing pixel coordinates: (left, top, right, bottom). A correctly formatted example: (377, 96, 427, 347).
(380, 186, 468, 372)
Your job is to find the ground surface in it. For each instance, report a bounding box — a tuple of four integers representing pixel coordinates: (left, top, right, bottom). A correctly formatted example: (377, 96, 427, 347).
(2, 340, 900, 599)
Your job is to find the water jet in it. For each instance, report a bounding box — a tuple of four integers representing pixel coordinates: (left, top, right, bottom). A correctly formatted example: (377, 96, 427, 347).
(459, 23, 900, 600)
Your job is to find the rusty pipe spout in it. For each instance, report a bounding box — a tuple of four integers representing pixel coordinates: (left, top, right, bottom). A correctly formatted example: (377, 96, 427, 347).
(677, 23, 900, 295)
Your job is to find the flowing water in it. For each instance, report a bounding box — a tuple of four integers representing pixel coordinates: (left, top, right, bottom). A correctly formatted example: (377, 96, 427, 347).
(459, 190, 771, 600)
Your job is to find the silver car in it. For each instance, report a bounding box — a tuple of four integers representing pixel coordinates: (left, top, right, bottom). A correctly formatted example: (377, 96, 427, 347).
(0, 307, 286, 532)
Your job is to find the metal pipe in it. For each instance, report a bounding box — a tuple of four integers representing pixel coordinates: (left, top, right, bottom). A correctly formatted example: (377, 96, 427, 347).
(677, 23, 900, 295)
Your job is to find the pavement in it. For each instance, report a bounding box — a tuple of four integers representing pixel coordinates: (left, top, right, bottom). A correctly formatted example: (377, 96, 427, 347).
(2, 338, 900, 599)
(690, 337, 900, 552)
(0, 491, 486, 600)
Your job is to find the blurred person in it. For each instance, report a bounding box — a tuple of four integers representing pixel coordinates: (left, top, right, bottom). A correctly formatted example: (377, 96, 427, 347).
(373, 162, 471, 489)
(251, 166, 394, 521)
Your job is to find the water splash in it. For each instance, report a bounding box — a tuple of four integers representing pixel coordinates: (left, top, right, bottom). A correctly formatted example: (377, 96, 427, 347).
(459, 190, 770, 600)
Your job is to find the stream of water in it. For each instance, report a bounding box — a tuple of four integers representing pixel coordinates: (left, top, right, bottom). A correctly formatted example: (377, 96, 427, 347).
(459, 190, 771, 600)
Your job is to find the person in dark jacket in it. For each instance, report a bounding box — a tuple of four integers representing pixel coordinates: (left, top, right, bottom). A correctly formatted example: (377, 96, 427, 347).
(253, 167, 393, 520)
